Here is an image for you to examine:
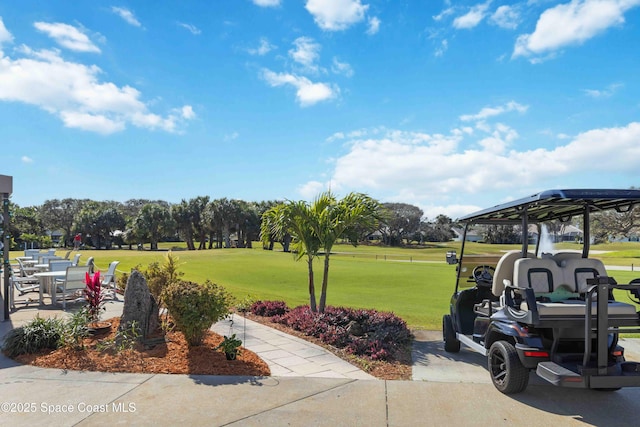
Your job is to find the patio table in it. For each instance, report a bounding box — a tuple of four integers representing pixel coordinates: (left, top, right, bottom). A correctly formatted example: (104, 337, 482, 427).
(33, 271, 66, 306)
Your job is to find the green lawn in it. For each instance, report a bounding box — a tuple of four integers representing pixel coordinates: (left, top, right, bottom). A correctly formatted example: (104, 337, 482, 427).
(9, 241, 640, 330)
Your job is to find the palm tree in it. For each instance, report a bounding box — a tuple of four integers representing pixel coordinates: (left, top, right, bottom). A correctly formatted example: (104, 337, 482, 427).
(310, 192, 383, 312)
(261, 202, 321, 311)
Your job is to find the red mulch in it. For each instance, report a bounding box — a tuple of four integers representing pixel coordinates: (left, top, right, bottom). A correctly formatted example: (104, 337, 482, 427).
(13, 317, 270, 376)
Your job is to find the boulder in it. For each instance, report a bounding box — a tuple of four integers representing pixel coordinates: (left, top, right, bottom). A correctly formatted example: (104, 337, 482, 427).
(120, 270, 159, 339)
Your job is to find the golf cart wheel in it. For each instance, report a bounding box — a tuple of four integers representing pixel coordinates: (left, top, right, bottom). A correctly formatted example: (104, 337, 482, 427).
(443, 315, 460, 353)
(488, 341, 529, 394)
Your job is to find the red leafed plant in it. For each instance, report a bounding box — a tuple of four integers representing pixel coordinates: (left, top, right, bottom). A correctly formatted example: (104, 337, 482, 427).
(85, 271, 105, 323)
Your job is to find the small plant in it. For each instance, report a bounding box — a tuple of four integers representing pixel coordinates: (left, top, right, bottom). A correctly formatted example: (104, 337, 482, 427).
(60, 308, 91, 349)
(2, 316, 64, 357)
(215, 334, 242, 360)
(235, 295, 255, 313)
(162, 280, 231, 346)
(97, 321, 140, 353)
(84, 271, 105, 324)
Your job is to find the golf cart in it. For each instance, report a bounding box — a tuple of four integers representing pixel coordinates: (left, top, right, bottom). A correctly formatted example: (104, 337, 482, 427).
(443, 189, 640, 394)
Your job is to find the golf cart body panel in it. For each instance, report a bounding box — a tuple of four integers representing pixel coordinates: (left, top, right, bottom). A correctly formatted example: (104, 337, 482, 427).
(443, 189, 640, 393)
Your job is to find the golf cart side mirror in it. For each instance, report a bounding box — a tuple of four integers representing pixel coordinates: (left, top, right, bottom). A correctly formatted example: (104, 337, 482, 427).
(446, 251, 458, 265)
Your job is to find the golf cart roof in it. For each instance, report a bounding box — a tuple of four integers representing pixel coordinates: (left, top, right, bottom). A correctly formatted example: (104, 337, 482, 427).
(459, 189, 640, 224)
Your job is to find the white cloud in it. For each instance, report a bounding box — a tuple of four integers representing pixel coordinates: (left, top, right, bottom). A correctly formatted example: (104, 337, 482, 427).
(289, 37, 321, 70)
(178, 22, 201, 35)
(0, 40, 193, 134)
(180, 105, 196, 119)
(490, 5, 520, 29)
(224, 131, 239, 141)
(460, 101, 528, 122)
(366, 16, 380, 35)
(305, 122, 640, 210)
(583, 82, 623, 98)
(305, 0, 369, 31)
(453, 0, 492, 29)
(298, 180, 328, 199)
(435, 39, 449, 57)
(0, 17, 14, 45)
(21, 156, 33, 163)
(433, 7, 456, 21)
(248, 37, 275, 56)
(111, 7, 142, 27)
(34, 22, 100, 53)
(513, 0, 640, 60)
(331, 57, 354, 77)
(262, 69, 338, 106)
(253, 0, 281, 6)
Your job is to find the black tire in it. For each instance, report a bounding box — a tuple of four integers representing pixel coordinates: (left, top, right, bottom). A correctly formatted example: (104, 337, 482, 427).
(488, 341, 529, 394)
(443, 314, 460, 353)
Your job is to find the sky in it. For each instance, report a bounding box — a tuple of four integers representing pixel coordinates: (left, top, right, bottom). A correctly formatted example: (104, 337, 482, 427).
(1, 0, 639, 220)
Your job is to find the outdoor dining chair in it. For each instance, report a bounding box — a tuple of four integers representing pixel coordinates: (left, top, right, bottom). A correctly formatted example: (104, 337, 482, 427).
(101, 261, 120, 300)
(56, 265, 91, 310)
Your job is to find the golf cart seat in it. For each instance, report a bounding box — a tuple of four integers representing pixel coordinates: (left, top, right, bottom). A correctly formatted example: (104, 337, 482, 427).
(492, 250, 535, 297)
(514, 258, 637, 318)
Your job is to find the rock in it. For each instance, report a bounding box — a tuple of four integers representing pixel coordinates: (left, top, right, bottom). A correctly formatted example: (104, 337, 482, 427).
(346, 320, 365, 337)
(120, 270, 159, 339)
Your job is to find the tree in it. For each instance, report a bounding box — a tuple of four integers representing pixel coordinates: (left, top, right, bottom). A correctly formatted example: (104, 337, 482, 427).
(189, 196, 210, 250)
(422, 215, 455, 242)
(311, 192, 383, 312)
(261, 201, 321, 311)
(39, 198, 87, 247)
(171, 200, 196, 250)
(133, 204, 175, 250)
(379, 203, 423, 246)
(73, 202, 125, 249)
(261, 192, 383, 313)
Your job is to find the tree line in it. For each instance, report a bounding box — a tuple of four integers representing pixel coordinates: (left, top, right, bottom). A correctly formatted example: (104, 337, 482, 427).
(5, 195, 639, 251)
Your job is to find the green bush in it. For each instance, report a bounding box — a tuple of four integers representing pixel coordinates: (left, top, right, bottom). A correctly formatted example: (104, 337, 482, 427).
(162, 280, 231, 346)
(2, 316, 65, 357)
(142, 252, 183, 307)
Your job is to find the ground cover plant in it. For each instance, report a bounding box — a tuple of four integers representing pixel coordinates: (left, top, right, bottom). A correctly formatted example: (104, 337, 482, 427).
(251, 301, 412, 362)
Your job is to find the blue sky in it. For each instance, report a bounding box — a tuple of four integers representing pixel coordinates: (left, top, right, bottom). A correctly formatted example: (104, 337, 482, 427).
(1, 0, 639, 219)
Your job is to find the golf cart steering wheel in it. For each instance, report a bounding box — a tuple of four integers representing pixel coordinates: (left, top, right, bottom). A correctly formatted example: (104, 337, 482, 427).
(472, 265, 495, 287)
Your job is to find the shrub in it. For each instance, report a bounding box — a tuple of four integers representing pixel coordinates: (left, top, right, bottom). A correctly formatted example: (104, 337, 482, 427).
(162, 280, 231, 346)
(2, 316, 65, 357)
(142, 252, 184, 307)
(250, 300, 289, 317)
(271, 304, 412, 361)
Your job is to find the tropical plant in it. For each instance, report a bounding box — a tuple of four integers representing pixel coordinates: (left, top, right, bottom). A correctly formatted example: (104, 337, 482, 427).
(261, 200, 321, 311)
(2, 316, 65, 357)
(132, 203, 175, 251)
(311, 192, 384, 312)
(215, 334, 242, 360)
(84, 271, 106, 323)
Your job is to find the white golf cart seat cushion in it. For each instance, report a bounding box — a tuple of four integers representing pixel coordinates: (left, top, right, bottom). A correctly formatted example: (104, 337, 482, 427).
(492, 251, 534, 297)
(561, 258, 607, 293)
(516, 258, 636, 317)
(514, 258, 562, 294)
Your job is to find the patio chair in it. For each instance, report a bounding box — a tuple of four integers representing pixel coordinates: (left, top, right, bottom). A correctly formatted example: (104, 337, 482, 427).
(16, 258, 38, 277)
(85, 256, 95, 273)
(101, 261, 120, 300)
(71, 253, 81, 266)
(49, 259, 72, 272)
(9, 276, 40, 310)
(56, 265, 91, 310)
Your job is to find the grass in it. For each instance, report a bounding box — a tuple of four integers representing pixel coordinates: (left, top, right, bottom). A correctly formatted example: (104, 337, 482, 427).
(10, 241, 640, 330)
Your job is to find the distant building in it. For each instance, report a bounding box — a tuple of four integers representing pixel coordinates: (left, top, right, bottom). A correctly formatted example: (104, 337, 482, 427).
(452, 227, 481, 242)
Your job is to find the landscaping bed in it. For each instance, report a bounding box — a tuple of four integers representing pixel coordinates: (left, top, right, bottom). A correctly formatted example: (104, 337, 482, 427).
(12, 317, 270, 376)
